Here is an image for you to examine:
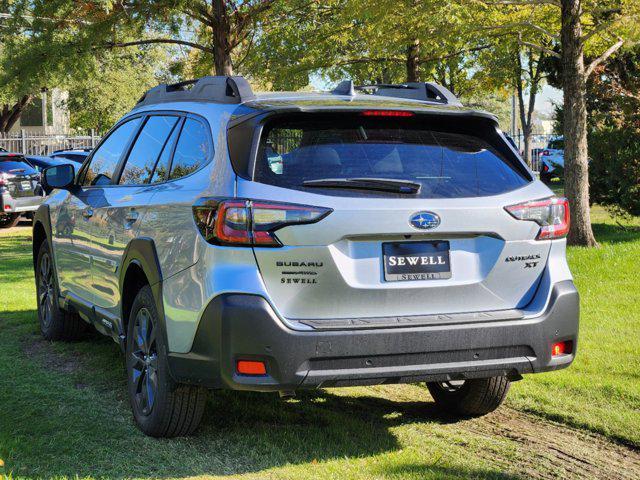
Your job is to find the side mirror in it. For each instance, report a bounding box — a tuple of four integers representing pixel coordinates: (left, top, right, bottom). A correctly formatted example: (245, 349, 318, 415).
(43, 164, 76, 192)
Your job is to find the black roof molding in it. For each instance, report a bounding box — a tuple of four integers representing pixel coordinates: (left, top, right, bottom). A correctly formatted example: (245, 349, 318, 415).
(332, 80, 355, 96)
(136, 76, 255, 107)
(332, 80, 462, 107)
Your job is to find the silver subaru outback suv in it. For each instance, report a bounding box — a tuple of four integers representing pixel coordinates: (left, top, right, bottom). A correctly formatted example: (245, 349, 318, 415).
(33, 76, 579, 437)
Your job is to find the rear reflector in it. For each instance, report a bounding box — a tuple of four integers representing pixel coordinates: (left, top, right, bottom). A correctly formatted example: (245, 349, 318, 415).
(551, 341, 572, 357)
(361, 110, 414, 117)
(236, 360, 267, 376)
(505, 197, 570, 240)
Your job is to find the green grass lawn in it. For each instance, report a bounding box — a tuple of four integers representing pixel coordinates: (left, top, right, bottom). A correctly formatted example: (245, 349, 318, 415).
(0, 206, 639, 479)
(509, 206, 640, 446)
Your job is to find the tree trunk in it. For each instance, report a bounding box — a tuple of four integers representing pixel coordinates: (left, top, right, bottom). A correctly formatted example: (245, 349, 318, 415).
(406, 39, 420, 82)
(212, 0, 234, 75)
(561, 0, 597, 247)
(0, 95, 33, 134)
(522, 126, 533, 166)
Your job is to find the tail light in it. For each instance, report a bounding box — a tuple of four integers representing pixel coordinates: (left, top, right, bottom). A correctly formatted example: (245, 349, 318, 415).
(193, 198, 332, 247)
(505, 197, 570, 240)
(542, 164, 549, 172)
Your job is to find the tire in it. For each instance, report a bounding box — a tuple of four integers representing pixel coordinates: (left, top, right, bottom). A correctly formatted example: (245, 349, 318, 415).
(35, 240, 86, 340)
(0, 213, 20, 229)
(427, 376, 510, 417)
(126, 285, 208, 437)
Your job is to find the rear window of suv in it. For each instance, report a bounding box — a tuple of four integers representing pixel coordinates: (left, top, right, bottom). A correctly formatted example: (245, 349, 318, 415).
(254, 115, 529, 198)
(0, 159, 37, 175)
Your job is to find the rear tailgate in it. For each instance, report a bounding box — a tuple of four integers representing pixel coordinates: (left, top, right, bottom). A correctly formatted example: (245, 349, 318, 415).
(0, 157, 39, 197)
(238, 183, 552, 322)
(233, 109, 549, 324)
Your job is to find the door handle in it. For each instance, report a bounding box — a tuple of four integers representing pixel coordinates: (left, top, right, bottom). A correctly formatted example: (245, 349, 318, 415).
(82, 208, 93, 219)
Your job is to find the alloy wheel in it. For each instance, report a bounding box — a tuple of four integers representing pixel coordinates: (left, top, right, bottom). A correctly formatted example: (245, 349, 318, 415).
(38, 252, 55, 329)
(130, 307, 159, 416)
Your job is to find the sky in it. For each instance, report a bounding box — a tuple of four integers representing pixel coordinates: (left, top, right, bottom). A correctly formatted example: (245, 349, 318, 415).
(536, 85, 563, 116)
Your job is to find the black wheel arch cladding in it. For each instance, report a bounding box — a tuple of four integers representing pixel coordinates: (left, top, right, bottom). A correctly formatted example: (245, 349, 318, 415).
(119, 238, 167, 350)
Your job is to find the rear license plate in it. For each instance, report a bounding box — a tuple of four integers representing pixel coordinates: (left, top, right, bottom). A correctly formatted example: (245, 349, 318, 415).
(20, 181, 31, 190)
(383, 241, 451, 281)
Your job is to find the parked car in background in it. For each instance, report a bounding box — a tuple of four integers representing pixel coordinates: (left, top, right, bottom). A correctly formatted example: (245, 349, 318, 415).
(0, 153, 44, 228)
(540, 137, 564, 183)
(25, 155, 72, 173)
(50, 149, 91, 165)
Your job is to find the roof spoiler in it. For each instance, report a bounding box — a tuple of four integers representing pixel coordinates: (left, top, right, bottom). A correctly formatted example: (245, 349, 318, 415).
(332, 80, 462, 107)
(136, 76, 255, 107)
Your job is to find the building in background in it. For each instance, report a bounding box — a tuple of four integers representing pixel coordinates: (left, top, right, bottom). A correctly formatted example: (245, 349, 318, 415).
(8, 88, 70, 134)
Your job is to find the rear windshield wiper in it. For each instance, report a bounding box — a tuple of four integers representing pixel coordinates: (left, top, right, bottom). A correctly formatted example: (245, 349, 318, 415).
(302, 177, 421, 194)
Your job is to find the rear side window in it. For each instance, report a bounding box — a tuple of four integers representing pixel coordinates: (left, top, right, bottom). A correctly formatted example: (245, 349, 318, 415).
(83, 118, 141, 186)
(150, 119, 182, 184)
(169, 118, 213, 180)
(119, 116, 180, 185)
(255, 116, 529, 198)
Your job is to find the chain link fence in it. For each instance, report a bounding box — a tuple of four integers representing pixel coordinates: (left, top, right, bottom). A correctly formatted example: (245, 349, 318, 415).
(0, 130, 101, 156)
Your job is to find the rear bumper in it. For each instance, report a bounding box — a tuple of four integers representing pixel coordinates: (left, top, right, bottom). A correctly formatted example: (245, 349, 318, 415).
(1, 192, 43, 214)
(167, 280, 579, 390)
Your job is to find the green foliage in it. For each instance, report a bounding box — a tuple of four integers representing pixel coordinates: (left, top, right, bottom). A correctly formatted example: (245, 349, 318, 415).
(243, 0, 493, 93)
(590, 128, 640, 217)
(66, 50, 170, 132)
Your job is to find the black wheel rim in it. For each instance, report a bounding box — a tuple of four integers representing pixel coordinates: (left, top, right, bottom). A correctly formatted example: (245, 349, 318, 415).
(38, 252, 55, 329)
(131, 307, 158, 416)
(437, 380, 465, 392)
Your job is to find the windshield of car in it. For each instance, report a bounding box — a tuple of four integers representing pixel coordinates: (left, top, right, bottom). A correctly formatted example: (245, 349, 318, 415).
(255, 116, 529, 198)
(0, 159, 38, 175)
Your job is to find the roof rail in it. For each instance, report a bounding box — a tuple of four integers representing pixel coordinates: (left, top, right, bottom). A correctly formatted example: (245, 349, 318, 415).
(332, 80, 462, 107)
(136, 76, 255, 107)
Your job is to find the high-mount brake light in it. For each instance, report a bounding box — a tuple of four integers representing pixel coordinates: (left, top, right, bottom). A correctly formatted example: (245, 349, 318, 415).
(505, 197, 570, 240)
(193, 199, 332, 247)
(361, 110, 415, 117)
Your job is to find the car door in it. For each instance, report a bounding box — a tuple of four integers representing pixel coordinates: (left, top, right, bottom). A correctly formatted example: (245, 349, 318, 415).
(53, 117, 142, 307)
(89, 114, 183, 328)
